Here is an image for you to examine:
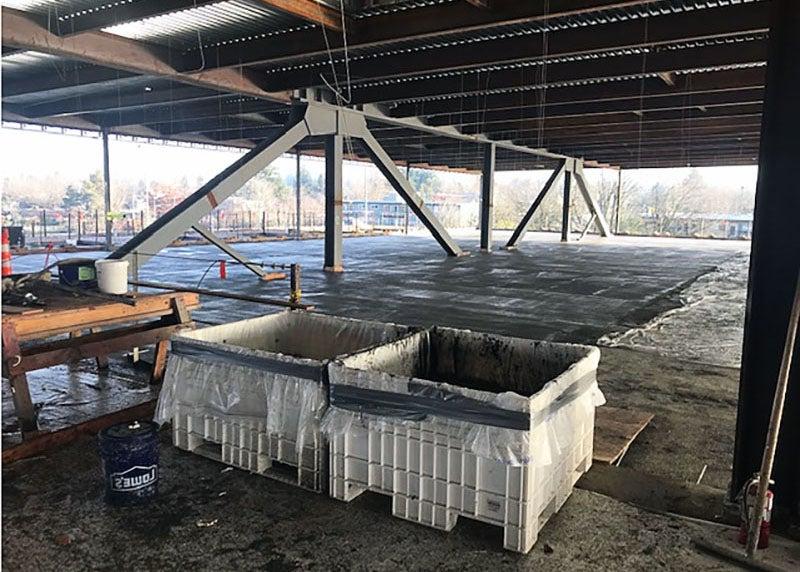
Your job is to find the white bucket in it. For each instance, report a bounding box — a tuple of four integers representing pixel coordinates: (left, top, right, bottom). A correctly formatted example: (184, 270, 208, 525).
(95, 259, 129, 295)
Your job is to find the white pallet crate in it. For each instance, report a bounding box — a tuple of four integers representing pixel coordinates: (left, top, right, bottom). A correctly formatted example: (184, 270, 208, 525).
(156, 311, 408, 492)
(323, 327, 604, 552)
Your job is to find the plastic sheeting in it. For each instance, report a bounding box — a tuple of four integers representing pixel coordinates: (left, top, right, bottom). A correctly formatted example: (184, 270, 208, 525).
(156, 311, 409, 457)
(598, 252, 748, 368)
(322, 327, 604, 466)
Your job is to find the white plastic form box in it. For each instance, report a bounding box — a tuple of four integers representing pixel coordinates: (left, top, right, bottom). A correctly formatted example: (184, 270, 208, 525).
(322, 327, 604, 552)
(155, 311, 408, 492)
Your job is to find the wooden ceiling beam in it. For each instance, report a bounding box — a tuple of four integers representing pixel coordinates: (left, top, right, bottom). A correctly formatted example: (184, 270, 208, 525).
(255, 0, 343, 31)
(1, 7, 290, 103)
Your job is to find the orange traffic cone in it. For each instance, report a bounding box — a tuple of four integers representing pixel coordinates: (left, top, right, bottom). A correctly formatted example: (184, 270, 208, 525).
(2, 228, 12, 277)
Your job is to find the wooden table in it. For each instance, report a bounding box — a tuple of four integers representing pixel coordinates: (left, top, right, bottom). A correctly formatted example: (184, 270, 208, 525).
(1, 282, 200, 437)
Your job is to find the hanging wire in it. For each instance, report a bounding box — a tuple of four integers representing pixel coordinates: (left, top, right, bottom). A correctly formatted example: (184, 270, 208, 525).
(635, 15, 650, 170)
(536, 0, 551, 151)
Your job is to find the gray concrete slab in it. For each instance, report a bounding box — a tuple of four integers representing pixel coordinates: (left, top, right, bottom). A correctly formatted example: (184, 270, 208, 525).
(11, 232, 747, 344)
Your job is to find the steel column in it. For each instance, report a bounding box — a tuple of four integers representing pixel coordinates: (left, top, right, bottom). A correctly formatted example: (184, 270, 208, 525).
(480, 143, 496, 251)
(324, 134, 344, 272)
(102, 128, 112, 250)
(561, 167, 573, 242)
(359, 127, 464, 256)
(404, 164, 411, 235)
(732, 0, 800, 518)
(614, 169, 622, 234)
(505, 159, 566, 249)
(295, 151, 301, 239)
(191, 224, 268, 279)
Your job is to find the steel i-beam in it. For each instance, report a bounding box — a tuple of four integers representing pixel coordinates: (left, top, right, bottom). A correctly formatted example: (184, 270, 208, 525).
(324, 134, 344, 272)
(480, 143, 496, 251)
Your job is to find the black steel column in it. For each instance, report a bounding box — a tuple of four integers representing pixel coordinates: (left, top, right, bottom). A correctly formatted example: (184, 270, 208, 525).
(732, 0, 800, 518)
(480, 143, 495, 251)
(324, 134, 344, 272)
(561, 166, 572, 242)
(102, 128, 112, 250)
(295, 150, 301, 240)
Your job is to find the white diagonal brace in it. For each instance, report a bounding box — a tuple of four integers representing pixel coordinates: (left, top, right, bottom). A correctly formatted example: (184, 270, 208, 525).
(573, 161, 613, 237)
(359, 127, 464, 256)
(191, 224, 267, 279)
(110, 113, 310, 269)
(505, 159, 567, 249)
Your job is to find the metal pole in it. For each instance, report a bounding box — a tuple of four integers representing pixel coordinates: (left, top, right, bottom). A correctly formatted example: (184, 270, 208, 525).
(95, 209, 99, 243)
(290, 263, 302, 304)
(102, 128, 112, 250)
(262, 211, 266, 234)
(295, 150, 302, 239)
(561, 167, 573, 242)
(614, 168, 622, 234)
(404, 164, 411, 235)
(41, 209, 47, 238)
(77, 212, 82, 243)
(140, 210, 144, 234)
(480, 143, 496, 251)
(67, 211, 72, 240)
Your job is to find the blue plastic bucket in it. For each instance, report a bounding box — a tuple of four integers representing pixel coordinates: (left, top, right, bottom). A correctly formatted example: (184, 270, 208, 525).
(98, 420, 159, 506)
(57, 259, 97, 289)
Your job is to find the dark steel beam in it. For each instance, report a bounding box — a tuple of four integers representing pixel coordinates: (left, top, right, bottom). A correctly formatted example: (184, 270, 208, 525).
(480, 143, 495, 250)
(426, 89, 764, 129)
(90, 99, 287, 128)
(460, 105, 764, 136)
(733, 0, 800, 520)
(20, 85, 223, 118)
(185, 0, 662, 70)
(2, 66, 140, 101)
(261, 3, 767, 91)
(389, 68, 766, 118)
(347, 41, 767, 104)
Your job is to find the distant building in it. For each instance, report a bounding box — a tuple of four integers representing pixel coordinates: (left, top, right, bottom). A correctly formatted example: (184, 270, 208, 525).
(642, 212, 753, 238)
(343, 200, 469, 228)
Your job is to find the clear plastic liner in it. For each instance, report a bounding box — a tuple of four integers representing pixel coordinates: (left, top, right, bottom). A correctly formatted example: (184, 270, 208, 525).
(156, 311, 409, 455)
(322, 327, 604, 466)
(598, 252, 748, 368)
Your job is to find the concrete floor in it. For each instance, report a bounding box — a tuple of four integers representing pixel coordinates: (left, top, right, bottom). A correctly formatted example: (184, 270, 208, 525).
(3, 232, 755, 569)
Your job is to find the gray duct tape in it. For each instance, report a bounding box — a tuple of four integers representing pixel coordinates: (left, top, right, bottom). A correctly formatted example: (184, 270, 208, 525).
(170, 339, 322, 382)
(329, 371, 596, 431)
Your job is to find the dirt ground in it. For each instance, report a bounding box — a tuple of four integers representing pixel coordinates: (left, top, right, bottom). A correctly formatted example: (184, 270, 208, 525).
(2, 427, 740, 572)
(1, 234, 766, 570)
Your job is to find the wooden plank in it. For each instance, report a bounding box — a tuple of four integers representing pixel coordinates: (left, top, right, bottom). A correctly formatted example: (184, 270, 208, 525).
(593, 406, 654, 464)
(2, 305, 44, 315)
(2, 400, 157, 464)
(1, 7, 290, 103)
(4, 291, 199, 341)
(9, 323, 189, 375)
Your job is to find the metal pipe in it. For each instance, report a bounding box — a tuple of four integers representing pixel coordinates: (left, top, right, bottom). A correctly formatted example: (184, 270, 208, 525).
(128, 279, 313, 310)
(296, 150, 302, 240)
(102, 128, 112, 251)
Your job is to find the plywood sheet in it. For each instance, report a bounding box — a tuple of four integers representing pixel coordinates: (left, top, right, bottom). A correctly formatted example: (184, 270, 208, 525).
(593, 406, 654, 464)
